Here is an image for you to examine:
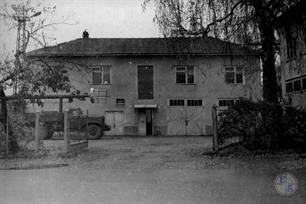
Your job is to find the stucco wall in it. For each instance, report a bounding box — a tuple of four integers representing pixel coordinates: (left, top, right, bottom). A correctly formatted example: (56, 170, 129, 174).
(27, 55, 261, 135)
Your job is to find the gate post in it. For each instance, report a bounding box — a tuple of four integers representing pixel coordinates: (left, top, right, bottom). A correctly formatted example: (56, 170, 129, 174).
(35, 111, 40, 152)
(212, 105, 219, 152)
(64, 111, 69, 153)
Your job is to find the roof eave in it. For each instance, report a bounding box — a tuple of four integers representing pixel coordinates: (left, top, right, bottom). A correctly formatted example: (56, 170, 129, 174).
(26, 52, 260, 58)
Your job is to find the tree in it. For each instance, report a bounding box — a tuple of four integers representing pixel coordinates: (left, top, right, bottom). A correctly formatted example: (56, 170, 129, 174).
(0, 0, 72, 152)
(143, 0, 302, 103)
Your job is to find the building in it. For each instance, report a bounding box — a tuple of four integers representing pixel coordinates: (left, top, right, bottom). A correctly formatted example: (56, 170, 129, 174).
(26, 34, 261, 136)
(278, 1, 306, 109)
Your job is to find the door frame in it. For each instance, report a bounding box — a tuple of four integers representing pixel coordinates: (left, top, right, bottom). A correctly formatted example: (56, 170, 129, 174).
(137, 108, 154, 136)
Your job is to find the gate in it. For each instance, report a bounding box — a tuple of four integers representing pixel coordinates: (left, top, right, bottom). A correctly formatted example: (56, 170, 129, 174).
(212, 105, 243, 152)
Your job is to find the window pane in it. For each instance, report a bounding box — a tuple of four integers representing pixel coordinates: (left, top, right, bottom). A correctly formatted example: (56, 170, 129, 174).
(180, 100, 185, 106)
(170, 99, 184, 106)
(92, 70, 102, 85)
(286, 82, 293, 93)
(187, 67, 194, 84)
(236, 67, 243, 83)
(199, 100, 202, 106)
(287, 36, 296, 59)
(116, 98, 125, 105)
(103, 66, 110, 84)
(225, 72, 235, 84)
(293, 80, 301, 91)
(176, 72, 186, 83)
(303, 78, 306, 90)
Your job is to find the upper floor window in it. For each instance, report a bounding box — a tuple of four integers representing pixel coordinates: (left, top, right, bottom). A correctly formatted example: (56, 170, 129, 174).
(304, 35, 306, 52)
(175, 66, 194, 84)
(92, 65, 111, 85)
(293, 80, 301, 91)
(286, 82, 293, 93)
(286, 33, 296, 59)
(225, 66, 243, 84)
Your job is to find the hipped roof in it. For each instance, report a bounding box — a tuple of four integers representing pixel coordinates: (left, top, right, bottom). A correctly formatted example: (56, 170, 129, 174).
(26, 37, 260, 57)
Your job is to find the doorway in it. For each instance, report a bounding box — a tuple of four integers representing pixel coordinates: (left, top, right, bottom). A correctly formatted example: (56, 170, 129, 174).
(145, 109, 153, 135)
(105, 111, 124, 135)
(138, 109, 154, 136)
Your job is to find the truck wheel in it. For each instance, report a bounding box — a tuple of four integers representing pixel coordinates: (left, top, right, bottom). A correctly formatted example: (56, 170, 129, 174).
(86, 124, 102, 140)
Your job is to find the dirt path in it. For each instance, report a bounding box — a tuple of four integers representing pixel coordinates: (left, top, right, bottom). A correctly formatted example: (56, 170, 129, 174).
(0, 137, 306, 204)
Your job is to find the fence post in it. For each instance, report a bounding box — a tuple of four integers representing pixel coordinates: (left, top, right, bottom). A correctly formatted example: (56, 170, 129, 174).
(86, 110, 89, 140)
(35, 111, 40, 152)
(64, 111, 69, 153)
(6, 116, 9, 156)
(212, 105, 219, 152)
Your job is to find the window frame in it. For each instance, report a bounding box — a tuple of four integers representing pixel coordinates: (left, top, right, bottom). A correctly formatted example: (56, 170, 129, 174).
(175, 65, 195, 85)
(187, 99, 203, 107)
(285, 75, 306, 94)
(116, 98, 125, 106)
(286, 31, 297, 60)
(91, 65, 111, 85)
(224, 66, 244, 84)
(217, 98, 243, 107)
(169, 99, 185, 106)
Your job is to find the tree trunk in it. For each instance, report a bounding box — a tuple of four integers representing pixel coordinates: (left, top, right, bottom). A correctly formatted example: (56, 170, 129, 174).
(261, 24, 279, 103)
(251, 1, 279, 104)
(0, 86, 18, 153)
(0, 86, 8, 126)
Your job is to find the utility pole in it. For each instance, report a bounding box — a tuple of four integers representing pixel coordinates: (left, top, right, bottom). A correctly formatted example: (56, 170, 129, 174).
(11, 4, 41, 95)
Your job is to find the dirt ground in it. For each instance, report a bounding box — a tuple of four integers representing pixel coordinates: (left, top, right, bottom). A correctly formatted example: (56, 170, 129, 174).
(0, 136, 306, 204)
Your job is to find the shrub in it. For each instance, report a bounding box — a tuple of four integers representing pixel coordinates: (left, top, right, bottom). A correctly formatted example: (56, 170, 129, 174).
(217, 99, 306, 150)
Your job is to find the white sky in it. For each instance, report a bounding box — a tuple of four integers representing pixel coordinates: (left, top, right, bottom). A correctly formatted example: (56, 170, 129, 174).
(0, 0, 160, 54)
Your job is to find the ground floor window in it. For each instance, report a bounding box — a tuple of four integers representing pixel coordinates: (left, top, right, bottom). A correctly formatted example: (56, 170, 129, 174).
(285, 75, 306, 93)
(218, 99, 235, 107)
(187, 99, 202, 106)
(169, 99, 185, 106)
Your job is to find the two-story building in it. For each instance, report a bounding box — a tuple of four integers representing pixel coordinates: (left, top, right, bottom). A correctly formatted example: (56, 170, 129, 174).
(26, 34, 261, 136)
(278, 1, 306, 109)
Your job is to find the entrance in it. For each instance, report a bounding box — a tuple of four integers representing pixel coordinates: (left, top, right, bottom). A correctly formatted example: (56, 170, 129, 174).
(137, 109, 154, 136)
(105, 111, 124, 135)
(145, 109, 153, 135)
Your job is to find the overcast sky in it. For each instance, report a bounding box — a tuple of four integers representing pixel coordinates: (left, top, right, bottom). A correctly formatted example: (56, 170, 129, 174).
(0, 0, 160, 54)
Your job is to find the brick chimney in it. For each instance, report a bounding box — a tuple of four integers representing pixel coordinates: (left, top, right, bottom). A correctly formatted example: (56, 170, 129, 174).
(82, 30, 89, 39)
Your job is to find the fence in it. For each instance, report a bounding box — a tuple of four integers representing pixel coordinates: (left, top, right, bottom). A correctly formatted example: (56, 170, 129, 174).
(38, 111, 89, 154)
(0, 115, 9, 156)
(1, 111, 89, 156)
(211, 105, 243, 152)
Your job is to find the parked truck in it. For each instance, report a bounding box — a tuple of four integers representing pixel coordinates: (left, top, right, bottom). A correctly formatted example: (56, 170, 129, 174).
(26, 110, 111, 140)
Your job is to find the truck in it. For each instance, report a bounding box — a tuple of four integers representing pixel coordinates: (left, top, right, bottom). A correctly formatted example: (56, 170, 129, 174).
(26, 109, 111, 140)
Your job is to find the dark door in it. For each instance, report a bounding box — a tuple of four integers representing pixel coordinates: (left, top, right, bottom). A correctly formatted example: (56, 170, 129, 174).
(138, 65, 153, 99)
(146, 109, 153, 135)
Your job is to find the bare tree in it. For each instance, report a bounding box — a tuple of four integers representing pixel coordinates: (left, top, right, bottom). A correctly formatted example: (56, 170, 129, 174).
(0, 0, 74, 151)
(143, 0, 302, 103)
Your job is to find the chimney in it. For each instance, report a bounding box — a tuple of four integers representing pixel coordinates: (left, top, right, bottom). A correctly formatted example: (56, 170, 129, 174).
(83, 30, 89, 39)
